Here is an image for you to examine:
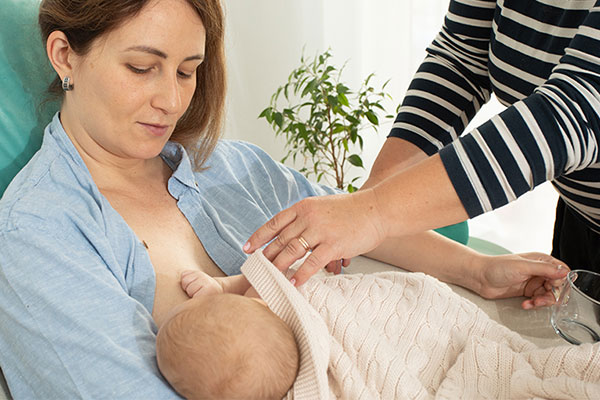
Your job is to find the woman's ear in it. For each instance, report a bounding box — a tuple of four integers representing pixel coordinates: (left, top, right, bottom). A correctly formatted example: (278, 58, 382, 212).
(46, 31, 74, 82)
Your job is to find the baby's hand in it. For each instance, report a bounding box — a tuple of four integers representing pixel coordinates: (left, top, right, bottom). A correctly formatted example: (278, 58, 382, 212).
(180, 270, 223, 298)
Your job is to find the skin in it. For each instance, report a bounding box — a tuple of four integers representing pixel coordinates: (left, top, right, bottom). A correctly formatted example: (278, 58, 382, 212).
(244, 154, 467, 280)
(362, 137, 428, 189)
(182, 240, 568, 310)
(45, 0, 224, 327)
(244, 136, 568, 309)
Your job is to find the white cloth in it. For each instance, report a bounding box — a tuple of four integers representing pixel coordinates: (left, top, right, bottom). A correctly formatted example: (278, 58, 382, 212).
(241, 251, 600, 399)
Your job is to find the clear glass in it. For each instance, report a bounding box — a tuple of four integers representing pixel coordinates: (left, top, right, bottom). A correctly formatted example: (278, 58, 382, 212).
(551, 270, 600, 344)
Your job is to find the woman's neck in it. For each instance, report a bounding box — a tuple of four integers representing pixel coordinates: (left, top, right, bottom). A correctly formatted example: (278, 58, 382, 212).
(59, 111, 171, 191)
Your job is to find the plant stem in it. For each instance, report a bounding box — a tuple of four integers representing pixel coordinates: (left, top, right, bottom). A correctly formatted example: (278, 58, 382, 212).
(323, 90, 342, 189)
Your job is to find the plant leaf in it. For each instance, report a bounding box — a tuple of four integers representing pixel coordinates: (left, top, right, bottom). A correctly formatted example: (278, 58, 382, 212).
(366, 111, 379, 125)
(346, 115, 360, 125)
(273, 112, 284, 128)
(337, 92, 349, 107)
(258, 107, 271, 119)
(347, 154, 364, 168)
(301, 79, 319, 97)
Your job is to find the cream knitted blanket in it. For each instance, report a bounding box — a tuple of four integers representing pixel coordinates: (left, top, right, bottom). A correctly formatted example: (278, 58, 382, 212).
(240, 251, 600, 399)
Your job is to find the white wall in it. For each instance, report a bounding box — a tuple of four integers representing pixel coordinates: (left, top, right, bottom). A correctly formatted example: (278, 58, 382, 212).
(222, 1, 558, 255)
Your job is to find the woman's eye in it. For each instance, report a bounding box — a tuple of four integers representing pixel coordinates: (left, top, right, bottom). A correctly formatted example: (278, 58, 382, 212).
(127, 65, 150, 74)
(178, 70, 194, 79)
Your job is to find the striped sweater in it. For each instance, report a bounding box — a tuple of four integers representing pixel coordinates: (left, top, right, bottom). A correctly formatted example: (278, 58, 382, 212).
(391, 0, 600, 231)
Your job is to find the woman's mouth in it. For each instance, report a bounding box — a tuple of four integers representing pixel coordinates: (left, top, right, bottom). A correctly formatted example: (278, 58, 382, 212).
(139, 122, 170, 137)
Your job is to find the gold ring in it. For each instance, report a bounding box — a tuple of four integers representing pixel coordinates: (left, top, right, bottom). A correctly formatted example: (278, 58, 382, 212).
(297, 236, 311, 252)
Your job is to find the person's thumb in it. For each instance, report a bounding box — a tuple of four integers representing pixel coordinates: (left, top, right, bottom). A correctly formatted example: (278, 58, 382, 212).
(522, 261, 569, 282)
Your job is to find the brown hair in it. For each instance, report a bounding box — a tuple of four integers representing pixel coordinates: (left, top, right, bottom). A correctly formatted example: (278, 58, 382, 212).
(157, 294, 299, 400)
(38, 0, 226, 169)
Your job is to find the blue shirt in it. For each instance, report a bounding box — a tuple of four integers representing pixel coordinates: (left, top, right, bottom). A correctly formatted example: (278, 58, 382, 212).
(0, 114, 337, 399)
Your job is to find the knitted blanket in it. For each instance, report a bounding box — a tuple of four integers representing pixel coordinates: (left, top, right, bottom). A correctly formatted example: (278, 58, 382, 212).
(240, 251, 600, 399)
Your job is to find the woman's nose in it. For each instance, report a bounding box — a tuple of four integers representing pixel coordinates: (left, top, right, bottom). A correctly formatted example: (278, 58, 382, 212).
(152, 74, 182, 114)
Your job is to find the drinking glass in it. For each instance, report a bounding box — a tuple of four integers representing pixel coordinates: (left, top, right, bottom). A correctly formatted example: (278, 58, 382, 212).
(551, 270, 600, 344)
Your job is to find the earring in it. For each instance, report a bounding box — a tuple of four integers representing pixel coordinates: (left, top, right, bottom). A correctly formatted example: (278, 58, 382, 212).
(62, 76, 73, 91)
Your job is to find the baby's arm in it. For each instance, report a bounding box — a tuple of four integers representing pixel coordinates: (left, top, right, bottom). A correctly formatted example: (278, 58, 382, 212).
(180, 270, 255, 298)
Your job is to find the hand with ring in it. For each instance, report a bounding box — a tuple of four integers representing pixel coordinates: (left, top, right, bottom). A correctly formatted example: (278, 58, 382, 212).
(243, 190, 387, 286)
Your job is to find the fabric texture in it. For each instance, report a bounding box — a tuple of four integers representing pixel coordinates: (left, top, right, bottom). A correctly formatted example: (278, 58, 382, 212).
(0, 0, 59, 197)
(552, 197, 600, 273)
(242, 250, 600, 400)
(389, 0, 600, 234)
(0, 114, 337, 398)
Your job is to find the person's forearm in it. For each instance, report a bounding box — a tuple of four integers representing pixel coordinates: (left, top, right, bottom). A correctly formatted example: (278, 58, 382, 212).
(362, 138, 428, 189)
(370, 153, 468, 237)
(364, 231, 483, 292)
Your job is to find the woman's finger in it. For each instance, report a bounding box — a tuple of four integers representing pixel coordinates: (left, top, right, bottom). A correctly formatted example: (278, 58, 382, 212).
(532, 291, 557, 308)
(270, 233, 315, 272)
(520, 259, 569, 283)
(291, 246, 336, 286)
(325, 259, 340, 274)
(244, 206, 299, 254)
(262, 223, 307, 262)
(521, 286, 559, 309)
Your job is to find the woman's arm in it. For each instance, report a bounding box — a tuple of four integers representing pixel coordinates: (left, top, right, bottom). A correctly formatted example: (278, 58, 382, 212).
(364, 231, 568, 309)
(365, 0, 495, 187)
(245, 5, 600, 284)
(244, 154, 468, 285)
(0, 222, 182, 399)
(362, 138, 428, 188)
(438, 3, 600, 217)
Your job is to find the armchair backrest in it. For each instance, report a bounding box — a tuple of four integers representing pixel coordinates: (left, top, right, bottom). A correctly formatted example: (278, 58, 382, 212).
(0, 0, 59, 198)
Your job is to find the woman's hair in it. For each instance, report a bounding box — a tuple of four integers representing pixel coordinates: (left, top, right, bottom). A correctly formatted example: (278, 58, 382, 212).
(38, 0, 226, 169)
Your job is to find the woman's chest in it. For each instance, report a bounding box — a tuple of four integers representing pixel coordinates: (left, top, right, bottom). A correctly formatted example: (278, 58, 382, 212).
(103, 190, 225, 325)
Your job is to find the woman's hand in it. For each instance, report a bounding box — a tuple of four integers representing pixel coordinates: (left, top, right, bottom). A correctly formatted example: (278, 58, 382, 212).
(244, 190, 387, 285)
(475, 252, 569, 309)
(180, 270, 223, 298)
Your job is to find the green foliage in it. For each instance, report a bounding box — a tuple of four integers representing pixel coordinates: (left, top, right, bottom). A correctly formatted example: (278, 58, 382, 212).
(259, 49, 393, 192)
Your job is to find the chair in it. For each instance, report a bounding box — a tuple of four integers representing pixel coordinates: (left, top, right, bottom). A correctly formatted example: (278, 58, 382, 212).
(1, 1, 58, 398)
(0, 0, 59, 199)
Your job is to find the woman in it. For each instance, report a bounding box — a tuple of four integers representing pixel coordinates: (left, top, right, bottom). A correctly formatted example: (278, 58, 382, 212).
(0, 0, 566, 397)
(245, 1, 600, 286)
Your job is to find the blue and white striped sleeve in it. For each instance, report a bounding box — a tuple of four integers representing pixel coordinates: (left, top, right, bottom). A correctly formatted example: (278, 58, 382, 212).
(389, 0, 496, 154)
(440, 2, 600, 217)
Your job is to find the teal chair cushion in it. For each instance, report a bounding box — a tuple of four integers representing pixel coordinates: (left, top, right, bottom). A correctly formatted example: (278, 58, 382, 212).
(0, 0, 59, 198)
(435, 221, 469, 245)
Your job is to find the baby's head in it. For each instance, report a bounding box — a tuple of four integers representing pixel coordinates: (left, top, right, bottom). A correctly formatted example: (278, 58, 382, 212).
(156, 294, 299, 400)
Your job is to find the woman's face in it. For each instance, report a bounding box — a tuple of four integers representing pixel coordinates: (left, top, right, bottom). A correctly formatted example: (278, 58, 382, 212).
(62, 0, 206, 162)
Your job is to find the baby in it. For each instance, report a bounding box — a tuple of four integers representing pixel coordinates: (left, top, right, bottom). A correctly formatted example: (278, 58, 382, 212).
(155, 272, 299, 400)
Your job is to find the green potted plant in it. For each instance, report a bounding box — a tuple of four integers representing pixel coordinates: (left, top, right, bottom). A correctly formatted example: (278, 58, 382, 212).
(260, 49, 469, 244)
(259, 49, 393, 192)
